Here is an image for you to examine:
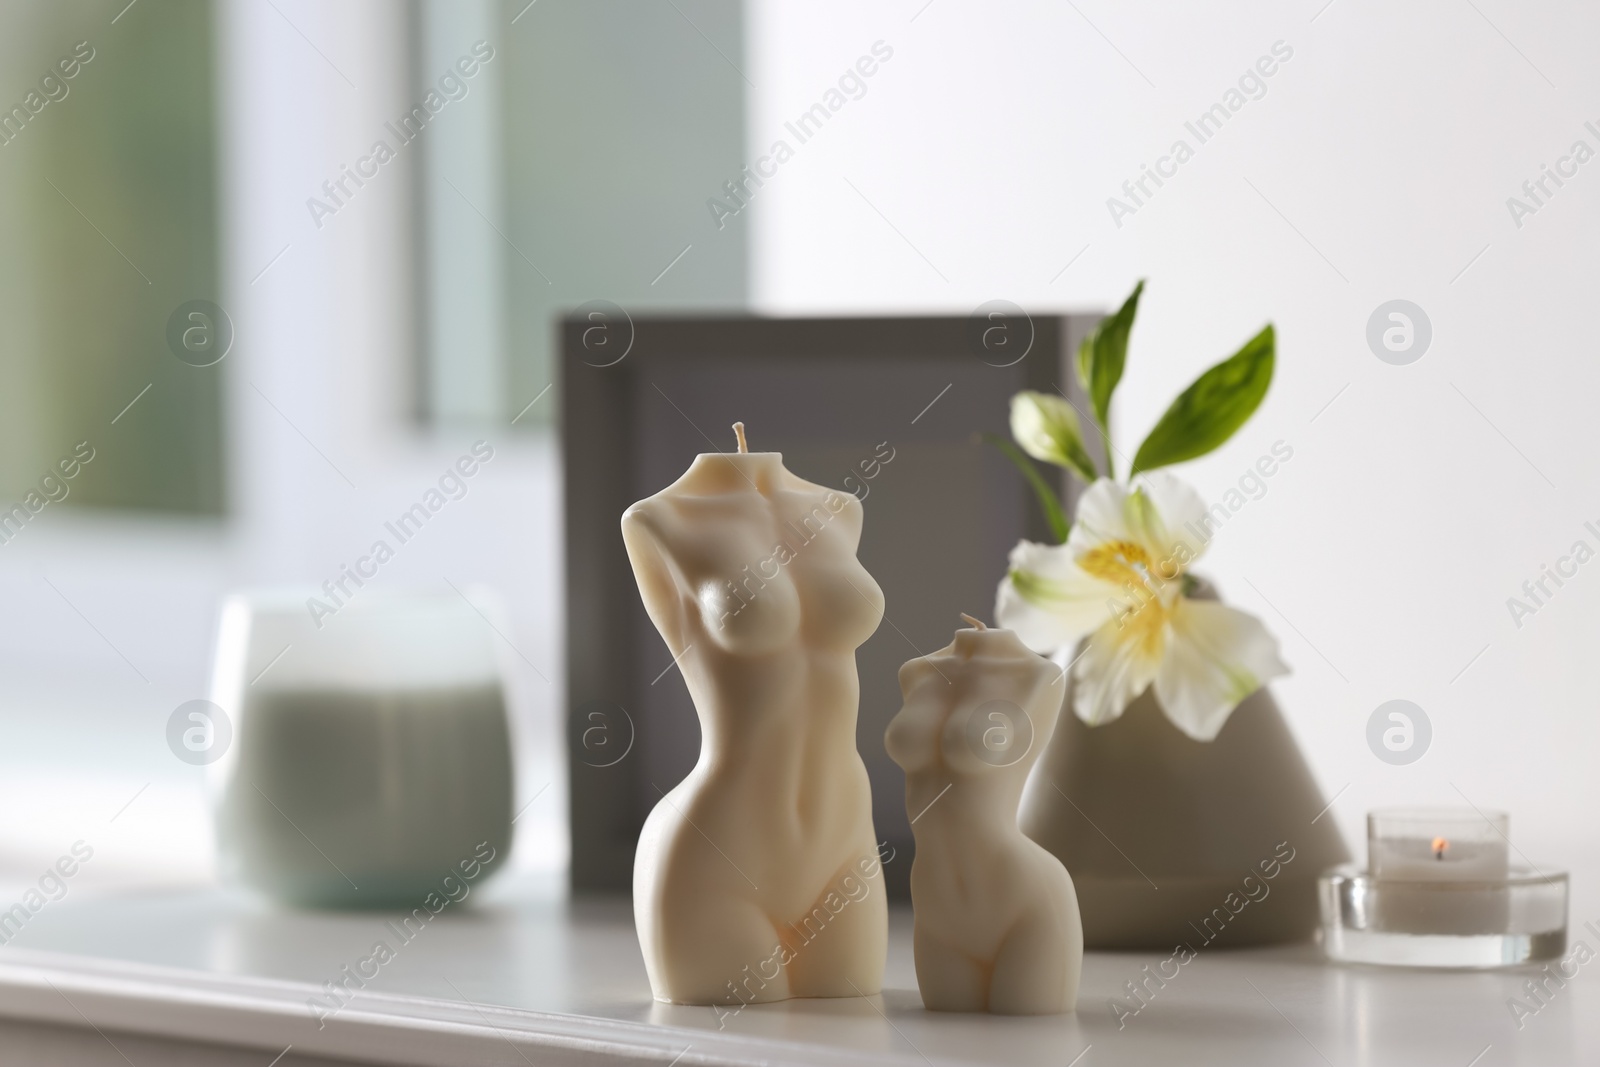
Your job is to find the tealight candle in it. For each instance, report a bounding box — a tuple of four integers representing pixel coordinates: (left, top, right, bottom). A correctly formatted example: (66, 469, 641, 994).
(1320, 807, 1569, 967)
(1366, 808, 1510, 935)
(1368, 808, 1509, 882)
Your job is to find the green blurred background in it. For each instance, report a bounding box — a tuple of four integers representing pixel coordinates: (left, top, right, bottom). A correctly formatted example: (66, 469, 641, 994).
(0, 0, 223, 515)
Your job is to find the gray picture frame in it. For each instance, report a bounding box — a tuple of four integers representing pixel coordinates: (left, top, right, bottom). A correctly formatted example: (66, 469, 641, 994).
(561, 312, 1103, 896)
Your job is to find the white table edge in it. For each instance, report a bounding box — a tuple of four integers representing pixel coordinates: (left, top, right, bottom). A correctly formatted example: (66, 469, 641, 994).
(0, 946, 926, 1067)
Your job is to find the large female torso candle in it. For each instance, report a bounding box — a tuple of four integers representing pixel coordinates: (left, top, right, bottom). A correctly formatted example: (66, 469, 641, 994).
(623, 427, 887, 1007)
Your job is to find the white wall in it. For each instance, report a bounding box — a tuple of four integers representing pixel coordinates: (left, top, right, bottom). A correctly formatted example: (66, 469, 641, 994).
(746, 0, 1600, 864)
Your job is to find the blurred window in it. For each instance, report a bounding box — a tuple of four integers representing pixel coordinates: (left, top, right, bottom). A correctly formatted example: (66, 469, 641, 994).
(0, 0, 224, 516)
(411, 0, 748, 429)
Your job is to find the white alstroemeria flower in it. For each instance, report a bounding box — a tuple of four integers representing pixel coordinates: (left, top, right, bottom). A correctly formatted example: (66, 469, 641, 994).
(995, 471, 1288, 742)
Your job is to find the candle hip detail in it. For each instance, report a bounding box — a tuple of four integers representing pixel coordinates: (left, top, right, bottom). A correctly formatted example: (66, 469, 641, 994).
(622, 431, 888, 1006)
(886, 619, 1083, 1014)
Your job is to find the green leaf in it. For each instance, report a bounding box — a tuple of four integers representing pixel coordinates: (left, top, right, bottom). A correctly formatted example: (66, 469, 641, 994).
(1130, 324, 1275, 475)
(1075, 280, 1144, 479)
(1008, 391, 1098, 483)
(980, 433, 1070, 543)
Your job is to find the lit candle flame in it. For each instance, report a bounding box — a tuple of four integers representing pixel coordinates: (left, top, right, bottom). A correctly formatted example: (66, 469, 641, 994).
(1432, 836, 1449, 860)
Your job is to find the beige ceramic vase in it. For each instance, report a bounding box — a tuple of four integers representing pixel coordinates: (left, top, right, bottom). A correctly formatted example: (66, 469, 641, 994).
(1018, 589, 1348, 950)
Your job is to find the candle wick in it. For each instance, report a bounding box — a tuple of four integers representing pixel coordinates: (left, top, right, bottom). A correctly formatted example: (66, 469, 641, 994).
(959, 613, 987, 630)
(732, 422, 749, 454)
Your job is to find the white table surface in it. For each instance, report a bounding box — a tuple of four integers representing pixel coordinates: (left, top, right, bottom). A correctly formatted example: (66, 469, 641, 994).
(0, 868, 1594, 1067)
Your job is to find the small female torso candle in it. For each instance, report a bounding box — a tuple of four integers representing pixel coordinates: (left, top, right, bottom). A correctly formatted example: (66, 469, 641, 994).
(885, 616, 1081, 1014)
(624, 425, 888, 1006)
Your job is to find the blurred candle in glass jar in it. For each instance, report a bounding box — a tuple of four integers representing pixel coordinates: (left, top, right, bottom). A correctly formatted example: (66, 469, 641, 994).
(209, 589, 515, 908)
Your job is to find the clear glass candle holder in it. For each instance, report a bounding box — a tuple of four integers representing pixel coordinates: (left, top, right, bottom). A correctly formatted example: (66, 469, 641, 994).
(209, 588, 515, 908)
(1319, 807, 1568, 968)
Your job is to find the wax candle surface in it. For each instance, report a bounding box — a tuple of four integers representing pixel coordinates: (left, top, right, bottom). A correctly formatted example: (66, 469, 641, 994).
(1368, 839, 1509, 881)
(885, 617, 1082, 1014)
(623, 432, 888, 1006)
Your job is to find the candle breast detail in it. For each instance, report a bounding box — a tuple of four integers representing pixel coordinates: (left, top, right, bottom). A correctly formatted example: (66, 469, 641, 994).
(622, 441, 888, 1006)
(885, 618, 1082, 1014)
